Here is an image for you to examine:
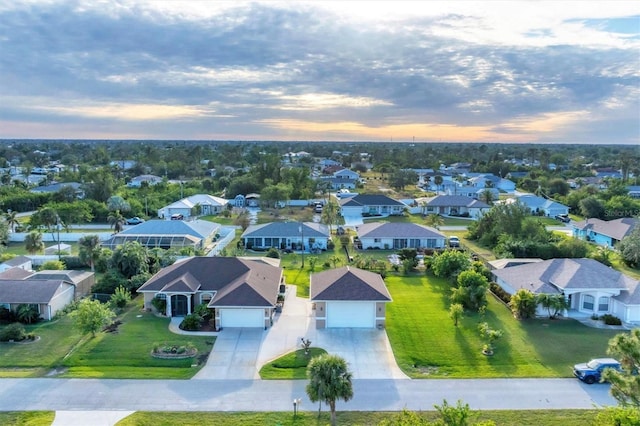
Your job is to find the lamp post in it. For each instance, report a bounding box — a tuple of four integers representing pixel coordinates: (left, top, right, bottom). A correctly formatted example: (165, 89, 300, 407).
(293, 398, 301, 417)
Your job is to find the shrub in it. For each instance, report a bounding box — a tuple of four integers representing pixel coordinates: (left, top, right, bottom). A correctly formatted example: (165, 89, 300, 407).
(40, 260, 65, 270)
(193, 303, 212, 321)
(151, 297, 167, 314)
(266, 247, 280, 259)
(0, 307, 16, 323)
(60, 255, 86, 269)
(490, 283, 511, 304)
(180, 313, 202, 331)
(601, 314, 622, 326)
(0, 322, 27, 342)
(327, 240, 335, 250)
(109, 285, 131, 310)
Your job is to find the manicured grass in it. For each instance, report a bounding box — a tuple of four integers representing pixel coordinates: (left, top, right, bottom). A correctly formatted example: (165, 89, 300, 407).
(385, 274, 620, 378)
(0, 411, 55, 426)
(117, 409, 602, 426)
(259, 347, 327, 379)
(0, 300, 214, 379)
(60, 302, 214, 379)
(0, 316, 85, 377)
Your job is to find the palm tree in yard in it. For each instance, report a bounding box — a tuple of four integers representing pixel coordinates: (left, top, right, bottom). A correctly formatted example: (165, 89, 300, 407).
(434, 175, 443, 193)
(4, 210, 19, 232)
(321, 200, 340, 234)
(78, 234, 101, 271)
(108, 210, 126, 234)
(424, 213, 444, 230)
(24, 231, 44, 254)
(306, 354, 354, 426)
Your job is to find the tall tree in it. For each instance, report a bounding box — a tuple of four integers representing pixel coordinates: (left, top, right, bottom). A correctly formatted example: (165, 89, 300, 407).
(306, 354, 354, 426)
(109, 241, 149, 280)
(617, 227, 640, 268)
(107, 210, 126, 233)
(424, 214, 444, 229)
(4, 210, 18, 233)
(602, 329, 640, 408)
(321, 200, 340, 234)
(78, 234, 101, 271)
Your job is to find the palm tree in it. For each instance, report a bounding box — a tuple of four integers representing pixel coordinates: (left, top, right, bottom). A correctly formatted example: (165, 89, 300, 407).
(424, 214, 444, 230)
(329, 255, 342, 269)
(306, 354, 354, 426)
(4, 210, 19, 233)
(479, 189, 495, 205)
(433, 175, 443, 193)
(78, 234, 101, 271)
(321, 200, 340, 234)
(24, 231, 44, 254)
(107, 210, 126, 234)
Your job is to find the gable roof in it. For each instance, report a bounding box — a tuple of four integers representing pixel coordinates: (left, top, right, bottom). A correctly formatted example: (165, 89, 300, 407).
(426, 195, 489, 208)
(356, 222, 445, 239)
(310, 266, 392, 302)
(242, 222, 330, 238)
(573, 218, 638, 241)
(137, 257, 282, 308)
(339, 194, 405, 207)
(3, 256, 32, 267)
(0, 280, 71, 304)
(0, 267, 34, 280)
(166, 194, 228, 209)
(493, 258, 639, 303)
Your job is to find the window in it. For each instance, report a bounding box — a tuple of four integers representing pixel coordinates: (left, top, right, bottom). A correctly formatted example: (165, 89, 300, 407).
(598, 297, 609, 312)
(155, 293, 167, 300)
(374, 238, 381, 243)
(582, 295, 594, 311)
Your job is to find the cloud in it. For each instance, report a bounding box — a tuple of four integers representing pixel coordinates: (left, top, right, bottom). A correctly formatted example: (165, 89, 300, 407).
(0, 1, 637, 143)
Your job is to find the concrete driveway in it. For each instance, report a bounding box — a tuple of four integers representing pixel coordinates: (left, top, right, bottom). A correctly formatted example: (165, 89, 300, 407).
(193, 285, 408, 380)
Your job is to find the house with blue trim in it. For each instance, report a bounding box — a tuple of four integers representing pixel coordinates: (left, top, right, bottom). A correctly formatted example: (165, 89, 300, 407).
(572, 217, 638, 247)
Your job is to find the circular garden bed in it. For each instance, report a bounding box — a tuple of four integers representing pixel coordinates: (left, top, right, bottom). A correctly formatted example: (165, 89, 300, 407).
(151, 343, 198, 359)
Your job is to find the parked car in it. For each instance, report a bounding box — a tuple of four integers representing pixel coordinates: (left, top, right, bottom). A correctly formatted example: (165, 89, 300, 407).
(170, 213, 184, 220)
(448, 236, 460, 248)
(125, 217, 145, 225)
(555, 214, 570, 223)
(573, 358, 621, 384)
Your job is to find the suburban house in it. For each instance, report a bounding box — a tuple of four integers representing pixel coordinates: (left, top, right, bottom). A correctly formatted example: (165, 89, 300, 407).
(448, 185, 500, 200)
(310, 266, 392, 328)
(157, 194, 229, 219)
(127, 174, 163, 188)
(424, 195, 490, 219)
(0, 256, 32, 273)
(101, 219, 220, 251)
(492, 258, 640, 324)
(355, 222, 446, 250)
(241, 222, 330, 252)
(0, 269, 94, 321)
(515, 194, 569, 217)
(30, 182, 84, 198)
(572, 217, 638, 247)
(339, 194, 407, 218)
(467, 173, 516, 193)
(137, 257, 284, 328)
(0, 280, 75, 321)
(318, 168, 359, 190)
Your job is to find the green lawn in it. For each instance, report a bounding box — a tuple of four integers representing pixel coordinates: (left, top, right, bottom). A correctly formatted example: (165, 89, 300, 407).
(259, 347, 327, 379)
(0, 411, 55, 426)
(117, 409, 603, 426)
(0, 300, 214, 379)
(385, 274, 620, 378)
(0, 316, 85, 377)
(60, 302, 214, 379)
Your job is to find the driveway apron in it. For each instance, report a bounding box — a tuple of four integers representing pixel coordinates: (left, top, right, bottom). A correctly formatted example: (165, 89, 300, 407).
(192, 328, 263, 380)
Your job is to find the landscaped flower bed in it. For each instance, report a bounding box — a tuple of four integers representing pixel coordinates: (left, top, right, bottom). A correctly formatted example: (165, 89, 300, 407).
(151, 343, 198, 359)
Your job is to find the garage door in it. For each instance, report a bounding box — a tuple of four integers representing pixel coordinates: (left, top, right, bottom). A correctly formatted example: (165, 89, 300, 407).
(220, 308, 264, 328)
(327, 301, 375, 328)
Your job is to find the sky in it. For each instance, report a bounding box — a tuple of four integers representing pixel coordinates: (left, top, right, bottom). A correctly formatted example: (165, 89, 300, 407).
(0, 0, 639, 144)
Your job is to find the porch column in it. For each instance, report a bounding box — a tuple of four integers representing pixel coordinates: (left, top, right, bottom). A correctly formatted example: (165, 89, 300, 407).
(165, 294, 172, 317)
(187, 294, 192, 315)
(563, 293, 570, 317)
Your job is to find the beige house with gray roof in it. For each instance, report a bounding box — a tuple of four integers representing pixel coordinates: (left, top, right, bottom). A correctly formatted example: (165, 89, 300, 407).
(492, 258, 640, 324)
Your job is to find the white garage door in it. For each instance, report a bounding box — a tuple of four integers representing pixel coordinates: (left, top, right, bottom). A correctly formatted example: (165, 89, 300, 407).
(327, 301, 375, 328)
(220, 308, 264, 328)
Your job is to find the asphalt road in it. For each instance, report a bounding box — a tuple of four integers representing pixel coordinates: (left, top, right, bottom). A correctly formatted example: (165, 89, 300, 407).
(0, 378, 616, 412)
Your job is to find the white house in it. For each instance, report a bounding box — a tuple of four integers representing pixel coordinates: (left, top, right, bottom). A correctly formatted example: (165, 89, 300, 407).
(157, 194, 229, 219)
(355, 222, 446, 250)
(515, 194, 569, 217)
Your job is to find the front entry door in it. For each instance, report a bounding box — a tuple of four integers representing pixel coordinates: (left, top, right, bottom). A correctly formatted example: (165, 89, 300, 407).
(171, 295, 188, 316)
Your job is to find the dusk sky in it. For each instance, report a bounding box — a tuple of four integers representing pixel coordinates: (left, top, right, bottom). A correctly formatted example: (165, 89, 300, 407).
(0, 1, 638, 144)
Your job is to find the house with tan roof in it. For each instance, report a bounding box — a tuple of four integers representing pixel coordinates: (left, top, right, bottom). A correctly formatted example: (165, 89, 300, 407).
(137, 257, 284, 329)
(492, 258, 640, 324)
(572, 217, 638, 247)
(310, 266, 392, 328)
